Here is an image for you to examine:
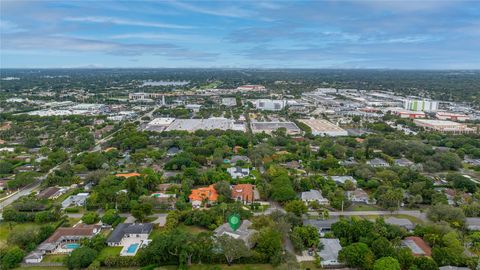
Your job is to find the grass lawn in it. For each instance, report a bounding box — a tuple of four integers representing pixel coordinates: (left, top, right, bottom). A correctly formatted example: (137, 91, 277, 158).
(42, 254, 67, 263)
(0, 222, 50, 248)
(156, 264, 274, 270)
(149, 223, 209, 239)
(17, 267, 67, 270)
(96, 246, 122, 261)
(300, 261, 321, 269)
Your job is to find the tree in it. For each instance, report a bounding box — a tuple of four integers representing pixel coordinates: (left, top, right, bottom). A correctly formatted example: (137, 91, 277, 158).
(101, 209, 120, 225)
(82, 212, 99, 224)
(412, 257, 438, 270)
(254, 228, 283, 265)
(131, 203, 153, 222)
(215, 181, 232, 202)
(448, 173, 477, 193)
(284, 200, 307, 217)
(290, 225, 320, 251)
(217, 235, 250, 266)
(65, 247, 98, 270)
(395, 247, 414, 270)
(371, 237, 395, 258)
(1, 246, 25, 270)
(377, 187, 403, 211)
(338, 242, 375, 270)
(427, 204, 465, 228)
(270, 175, 296, 202)
(373, 257, 400, 270)
(0, 161, 13, 174)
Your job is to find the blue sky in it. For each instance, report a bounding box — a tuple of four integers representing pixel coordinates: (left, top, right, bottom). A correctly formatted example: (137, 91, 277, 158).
(1, 0, 479, 69)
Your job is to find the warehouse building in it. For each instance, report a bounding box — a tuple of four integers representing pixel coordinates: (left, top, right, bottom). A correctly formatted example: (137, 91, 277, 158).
(299, 119, 348, 137)
(413, 119, 476, 134)
(251, 121, 301, 135)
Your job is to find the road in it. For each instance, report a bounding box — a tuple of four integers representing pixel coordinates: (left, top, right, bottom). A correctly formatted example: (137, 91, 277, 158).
(327, 210, 427, 221)
(0, 106, 159, 211)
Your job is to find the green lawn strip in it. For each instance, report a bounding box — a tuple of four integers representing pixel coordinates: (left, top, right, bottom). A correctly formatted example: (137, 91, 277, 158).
(96, 246, 122, 261)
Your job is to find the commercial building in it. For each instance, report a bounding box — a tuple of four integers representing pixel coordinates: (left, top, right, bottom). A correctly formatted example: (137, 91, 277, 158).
(236, 85, 266, 91)
(165, 118, 246, 132)
(221, 97, 237, 106)
(413, 119, 476, 134)
(436, 111, 470, 122)
(403, 99, 438, 112)
(144, 117, 175, 132)
(253, 99, 286, 111)
(299, 119, 348, 137)
(250, 121, 301, 135)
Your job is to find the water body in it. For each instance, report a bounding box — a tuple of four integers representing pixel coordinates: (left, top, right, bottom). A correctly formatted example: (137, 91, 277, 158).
(141, 80, 189, 87)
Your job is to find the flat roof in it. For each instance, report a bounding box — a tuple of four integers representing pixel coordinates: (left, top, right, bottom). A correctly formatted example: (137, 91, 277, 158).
(299, 119, 346, 132)
(414, 119, 464, 126)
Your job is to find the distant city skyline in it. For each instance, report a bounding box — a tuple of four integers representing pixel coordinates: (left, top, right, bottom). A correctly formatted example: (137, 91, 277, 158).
(1, 0, 479, 69)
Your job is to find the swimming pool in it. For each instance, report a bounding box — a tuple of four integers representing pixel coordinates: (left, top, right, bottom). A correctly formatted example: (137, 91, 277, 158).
(126, 243, 139, 254)
(63, 243, 80, 249)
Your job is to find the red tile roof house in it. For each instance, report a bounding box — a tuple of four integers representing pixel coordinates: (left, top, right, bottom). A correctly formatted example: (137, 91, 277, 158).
(402, 236, 432, 257)
(189, 185, 218, 208)
(231, 184, 260, 204)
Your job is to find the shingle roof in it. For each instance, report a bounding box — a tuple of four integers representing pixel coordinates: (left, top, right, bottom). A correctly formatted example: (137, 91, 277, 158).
(106, 223, 153, 243)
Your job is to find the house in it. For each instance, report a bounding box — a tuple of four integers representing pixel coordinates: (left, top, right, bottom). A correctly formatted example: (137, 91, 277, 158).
(439, 266, 470, 270)
(115, 172, 141, 178)
(36, 224, 100, 254)
(283, 160, 302, 170)
(301, 190, 329, 205)
(227, 166, 250, 179)
(402, 236, 431, 257)
(347, 188, 375, 204)
(24, 252, 44, 264)
(464, 157, 480, 166)
(61, 193, 89, 209)
(394, 158, 415, 167)
(466, 217, 480, 230)
(384, 217, 415, 230)
(367, 158, 390, 167)
(214, 220, 256, 248)
(157, 183, 180, 193)
(229, 155, 250, 164)
(150, 192, 176, 209)
(189, 185, 218, 208)
(231, 184, 259, 204)
(318, 238, 343, 266)
(331, 176, 357, 185)
(303, 218, 340, 235)
(106, 223, 153, 256)
(167, 146, 181, 156)
(340, 157, 358, 166)
(37, 187, 67, 200)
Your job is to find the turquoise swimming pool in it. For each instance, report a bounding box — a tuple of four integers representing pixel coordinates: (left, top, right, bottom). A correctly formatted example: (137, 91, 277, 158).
(126, 243, 139, 254)
(63, 243, 80, 249)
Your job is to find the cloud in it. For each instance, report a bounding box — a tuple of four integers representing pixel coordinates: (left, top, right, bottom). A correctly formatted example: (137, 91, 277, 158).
(170, 1, 253, 18)
(64, 16, 193, 29)
(2, 33, 217, 60)
(0, 20, 25, 33)
(109, 32, 219, 43)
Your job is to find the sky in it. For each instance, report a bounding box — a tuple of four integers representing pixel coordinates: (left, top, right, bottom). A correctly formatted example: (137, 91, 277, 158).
(1, 0, 479, 69)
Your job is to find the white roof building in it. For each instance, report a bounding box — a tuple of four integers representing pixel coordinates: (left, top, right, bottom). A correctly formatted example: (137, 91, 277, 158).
(299, 119, 348, 137)
(318, 238, 342, 266)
